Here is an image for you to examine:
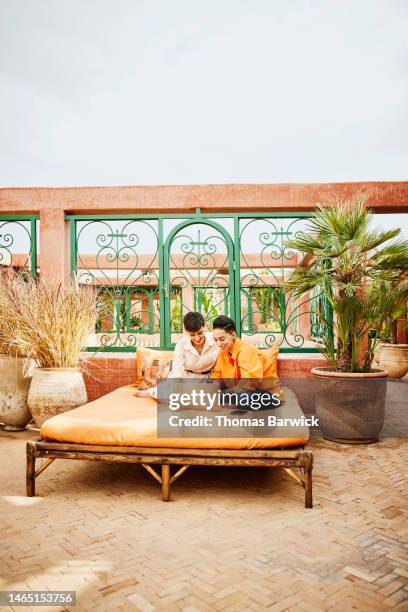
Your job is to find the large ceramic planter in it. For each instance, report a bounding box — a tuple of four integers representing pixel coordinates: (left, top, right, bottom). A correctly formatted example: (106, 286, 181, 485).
(28, 368, 87, 427)
(373, 342, 384, 367)
(0, 355, 35, 430)
(311, 367, 388, 444)
(377, 344, 408, 379)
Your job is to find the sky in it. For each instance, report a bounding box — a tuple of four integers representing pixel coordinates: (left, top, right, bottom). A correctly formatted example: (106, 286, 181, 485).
(0, 0, 407, 188)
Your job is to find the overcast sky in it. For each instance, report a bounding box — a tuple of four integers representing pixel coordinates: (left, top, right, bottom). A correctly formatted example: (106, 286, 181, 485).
(0, 0, 407, 187)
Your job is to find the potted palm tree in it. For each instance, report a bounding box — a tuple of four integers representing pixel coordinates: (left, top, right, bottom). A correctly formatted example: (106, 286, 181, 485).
(0, 272, 100, 426)
(285, 198, 408, 443)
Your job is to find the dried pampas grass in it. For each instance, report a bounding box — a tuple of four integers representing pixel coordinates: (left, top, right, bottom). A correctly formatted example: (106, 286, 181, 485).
(0, 270, 100, 368)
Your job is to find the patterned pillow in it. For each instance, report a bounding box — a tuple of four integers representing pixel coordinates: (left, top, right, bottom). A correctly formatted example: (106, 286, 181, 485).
(136, 347, 174, 389)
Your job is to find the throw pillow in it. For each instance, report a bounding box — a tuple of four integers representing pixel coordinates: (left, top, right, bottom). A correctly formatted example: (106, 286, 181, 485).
(136, 347, 174, 389)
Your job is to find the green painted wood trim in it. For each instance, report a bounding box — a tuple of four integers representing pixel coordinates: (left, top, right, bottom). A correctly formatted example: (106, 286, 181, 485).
(69, 219, 77, 276)
(0, 215, 39, 221)
(158, 218, 166, 348)
(233, 216, 241, 336)
(247, 287, 253, 331)
(30, 218, 37, 277)
(83, 345, 321, 354)
(84, 347, 136, 353)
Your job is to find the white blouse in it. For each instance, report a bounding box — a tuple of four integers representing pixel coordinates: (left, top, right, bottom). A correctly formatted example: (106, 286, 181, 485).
(170, 332, 219, 378)
(144, 333, 219, 398)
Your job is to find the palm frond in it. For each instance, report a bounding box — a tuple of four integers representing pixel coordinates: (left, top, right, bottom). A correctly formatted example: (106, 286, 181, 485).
(285, 266, 330, 297)
(358, 228, 401, 252)
(286, 233, 328, 255)
(370, 240, 408, 270)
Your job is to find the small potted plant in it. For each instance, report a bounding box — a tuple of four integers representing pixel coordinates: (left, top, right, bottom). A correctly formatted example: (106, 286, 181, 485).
(0, 273, 100, 426)
(285, 198, 408, 443)
(372, 279, 408, 378)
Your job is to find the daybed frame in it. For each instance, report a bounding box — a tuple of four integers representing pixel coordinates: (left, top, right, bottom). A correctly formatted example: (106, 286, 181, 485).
(26, 441, 313, 507)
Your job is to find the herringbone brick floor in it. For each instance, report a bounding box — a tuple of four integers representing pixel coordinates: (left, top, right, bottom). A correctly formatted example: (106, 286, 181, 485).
(1, 384, 407, 611)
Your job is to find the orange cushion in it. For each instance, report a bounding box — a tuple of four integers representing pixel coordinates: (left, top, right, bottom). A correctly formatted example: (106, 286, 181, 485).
(40, 384, 309, 449)
(258, 346, 279, 378)
(256, 346, 282, 397)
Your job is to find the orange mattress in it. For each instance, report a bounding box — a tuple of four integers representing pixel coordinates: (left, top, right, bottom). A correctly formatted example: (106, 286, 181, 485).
(41, 385, 309, 450)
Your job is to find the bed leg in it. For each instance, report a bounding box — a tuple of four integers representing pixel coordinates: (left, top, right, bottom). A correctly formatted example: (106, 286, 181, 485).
(303, 453, 313, 509)
(26, 442, 36, 497)
(162, 464, 171, 501)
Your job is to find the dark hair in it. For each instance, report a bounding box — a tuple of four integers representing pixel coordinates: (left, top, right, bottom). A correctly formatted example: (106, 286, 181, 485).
(212, 315, 237, 334)
(183, 311, 205, 332)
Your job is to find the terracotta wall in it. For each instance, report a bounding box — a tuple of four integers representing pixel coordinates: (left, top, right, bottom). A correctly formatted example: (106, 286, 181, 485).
(1, 182, 408, 215)
(82, 353, 138, 401)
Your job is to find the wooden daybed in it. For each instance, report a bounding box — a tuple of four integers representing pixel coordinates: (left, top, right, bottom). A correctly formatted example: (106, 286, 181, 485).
(26, 385, 313, 508)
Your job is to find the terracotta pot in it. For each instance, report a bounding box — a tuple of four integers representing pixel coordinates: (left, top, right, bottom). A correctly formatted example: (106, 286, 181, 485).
(28, 368, 88, 427)
(373, 342, 384, 366)
(378, 344, 408, 379)
(0, 355, 35, 430)
(311, 367, 388, 444)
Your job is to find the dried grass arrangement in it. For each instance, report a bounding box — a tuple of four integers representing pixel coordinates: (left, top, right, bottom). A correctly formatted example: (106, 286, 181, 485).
(0, 271, 100, 368)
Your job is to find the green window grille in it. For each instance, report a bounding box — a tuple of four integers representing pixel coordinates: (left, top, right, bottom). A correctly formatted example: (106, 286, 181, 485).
(0, 216, 38, 276)
(67, 211, 331, 353)
(96, 286, 158, 335)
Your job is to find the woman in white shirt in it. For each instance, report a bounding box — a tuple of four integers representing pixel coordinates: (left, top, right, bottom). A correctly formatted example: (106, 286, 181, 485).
(134, 312, 219, 398)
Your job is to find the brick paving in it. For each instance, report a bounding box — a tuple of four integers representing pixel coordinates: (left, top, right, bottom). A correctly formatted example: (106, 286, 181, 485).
(0, 382, 407, 611)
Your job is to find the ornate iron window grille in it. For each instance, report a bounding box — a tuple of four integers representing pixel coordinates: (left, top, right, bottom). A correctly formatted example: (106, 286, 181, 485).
(0, 216, 38, 277)
(67, 211, 331, 353)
